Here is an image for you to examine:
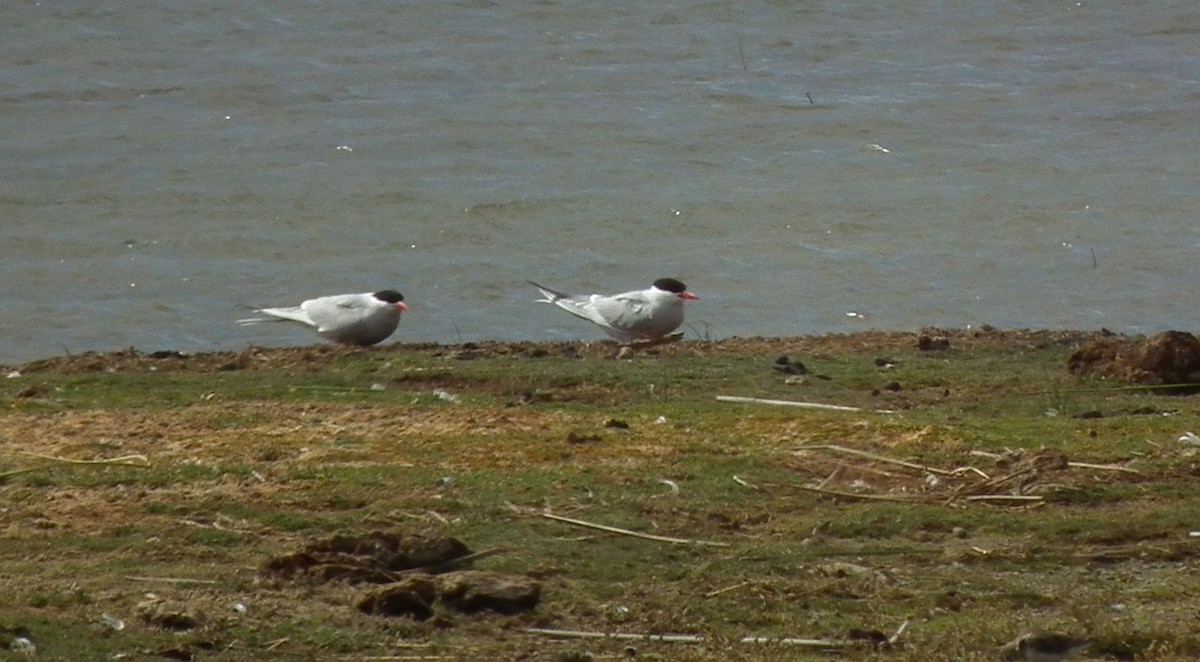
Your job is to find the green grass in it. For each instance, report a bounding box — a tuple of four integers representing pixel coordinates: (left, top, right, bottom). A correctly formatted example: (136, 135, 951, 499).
(2, 335, 1199, 660)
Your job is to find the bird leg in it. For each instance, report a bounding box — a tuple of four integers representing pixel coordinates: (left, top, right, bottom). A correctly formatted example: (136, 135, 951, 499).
(614, 333, 684, 358)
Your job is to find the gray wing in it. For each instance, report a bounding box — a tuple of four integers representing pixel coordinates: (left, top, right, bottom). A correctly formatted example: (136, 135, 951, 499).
(531, 281, 615, 328)
(588, 292, 655, 335)
(300, 294, 372, 333)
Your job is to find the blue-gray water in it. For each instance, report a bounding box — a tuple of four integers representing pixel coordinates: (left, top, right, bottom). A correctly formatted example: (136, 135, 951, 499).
(3, 1, 1199, 364)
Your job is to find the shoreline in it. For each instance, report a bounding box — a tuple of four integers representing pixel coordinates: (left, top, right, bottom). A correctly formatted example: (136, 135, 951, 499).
(5, 326, 1125, 374)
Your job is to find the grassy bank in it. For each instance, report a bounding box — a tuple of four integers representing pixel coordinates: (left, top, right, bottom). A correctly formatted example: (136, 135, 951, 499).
(1, 330, 1198, 660)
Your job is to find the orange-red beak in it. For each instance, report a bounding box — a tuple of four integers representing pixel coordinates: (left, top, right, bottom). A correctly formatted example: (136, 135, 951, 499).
(679, 291, 699, 301)
(395, 302, 410, 312)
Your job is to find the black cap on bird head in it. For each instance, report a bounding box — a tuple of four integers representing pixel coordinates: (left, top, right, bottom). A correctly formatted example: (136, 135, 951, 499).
(372, 290, 405, 303)
(652, 278, 688, 294)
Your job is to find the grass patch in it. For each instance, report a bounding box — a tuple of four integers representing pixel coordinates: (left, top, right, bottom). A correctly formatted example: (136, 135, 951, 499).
(2, 333, 1198, 660)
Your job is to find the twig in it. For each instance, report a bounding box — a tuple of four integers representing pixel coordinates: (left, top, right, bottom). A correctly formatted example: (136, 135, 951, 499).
(731, 475, 758, 489)
(528, 628, 703, 643)
(391, 547, 509, 575)
(784, 484, 924, 504)
(704, 581, 750, 598)
(717, 395, 895, 414)
(961, 495, 1044, 503)
(124, 575, 218, 585)
(541, 512, 730, 547)
(817, 467, 841, 489)
(1067, 461, 1140, 474)
(889, 620, 910, 645)
(794, 444, 956, 476)
(526, 627, 868, 649)
(0, 451, 150, 479)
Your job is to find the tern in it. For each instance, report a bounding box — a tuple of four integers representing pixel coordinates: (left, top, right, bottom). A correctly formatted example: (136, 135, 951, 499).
(237, 290, 408, 346)
(529, 278, 698, 345)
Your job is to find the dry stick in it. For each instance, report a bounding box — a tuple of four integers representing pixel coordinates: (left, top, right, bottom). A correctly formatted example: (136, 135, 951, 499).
(961, 494, 1044, 503)
(1067, 461, 1140, 474)
(816, 467, 841, 489)
(541, 512, 730, 547)
(717, 395, 895, 414)
(889, 620, 910, 646)
(704, 581, 750, 598)
(795, 444, 956, 476)
(0, 451, 150, 478)
(784, 484, 925, 504)
(391, 547, 509, 576)
(124, 575, 219, 585)
(526, 627, 864, 649)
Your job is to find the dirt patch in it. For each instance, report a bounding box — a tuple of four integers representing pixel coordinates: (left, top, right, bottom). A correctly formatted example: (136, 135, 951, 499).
(261, 531, 472, 584)
(1067, 331, 1200, 385)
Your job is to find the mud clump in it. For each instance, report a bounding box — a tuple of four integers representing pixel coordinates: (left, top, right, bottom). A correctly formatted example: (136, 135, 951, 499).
(1068, 331, 1200, 385)
(917, 335, 951, 351)
(356, 575, 440, 620)
(136, 597, 202, 631)
(357, 571, 541, 619)
(266, 531, 541, 620)
(261, 531, 472, 585)
(435, 570, 541, 614)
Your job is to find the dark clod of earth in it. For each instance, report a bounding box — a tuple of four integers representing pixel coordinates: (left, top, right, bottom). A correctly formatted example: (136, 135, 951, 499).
(917, 335, 951, 351)
(1068, 330, 1200, 385)
(261, 531, 472, 584)
(772, 355, 808, 375)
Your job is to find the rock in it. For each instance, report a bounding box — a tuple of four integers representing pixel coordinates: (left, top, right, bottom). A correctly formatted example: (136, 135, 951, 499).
(435, 571, 541, 614)
(357, 576, 439, 620)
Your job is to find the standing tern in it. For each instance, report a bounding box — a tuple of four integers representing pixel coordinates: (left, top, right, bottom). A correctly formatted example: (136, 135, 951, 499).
(237, 290, 408, 346)
(529, 278, 698, 344)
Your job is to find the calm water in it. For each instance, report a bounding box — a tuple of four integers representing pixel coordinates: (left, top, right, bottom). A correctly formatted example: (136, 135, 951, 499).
(3, 1, 1199, 364)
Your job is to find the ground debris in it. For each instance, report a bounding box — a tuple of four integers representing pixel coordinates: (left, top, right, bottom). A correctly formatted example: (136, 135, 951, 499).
(1068, 330, 1200, 385)
(356, 575, 439, 620)
(435, 570, 541, 614)
(261, 531, 472, 584)
(357, 571, 541, 619)
(786, 445, 1135, 507)
(136, 596, 202, 631)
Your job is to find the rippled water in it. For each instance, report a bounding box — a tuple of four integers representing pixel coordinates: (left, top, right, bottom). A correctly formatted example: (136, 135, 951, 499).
(3, 1, 1199, 363)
